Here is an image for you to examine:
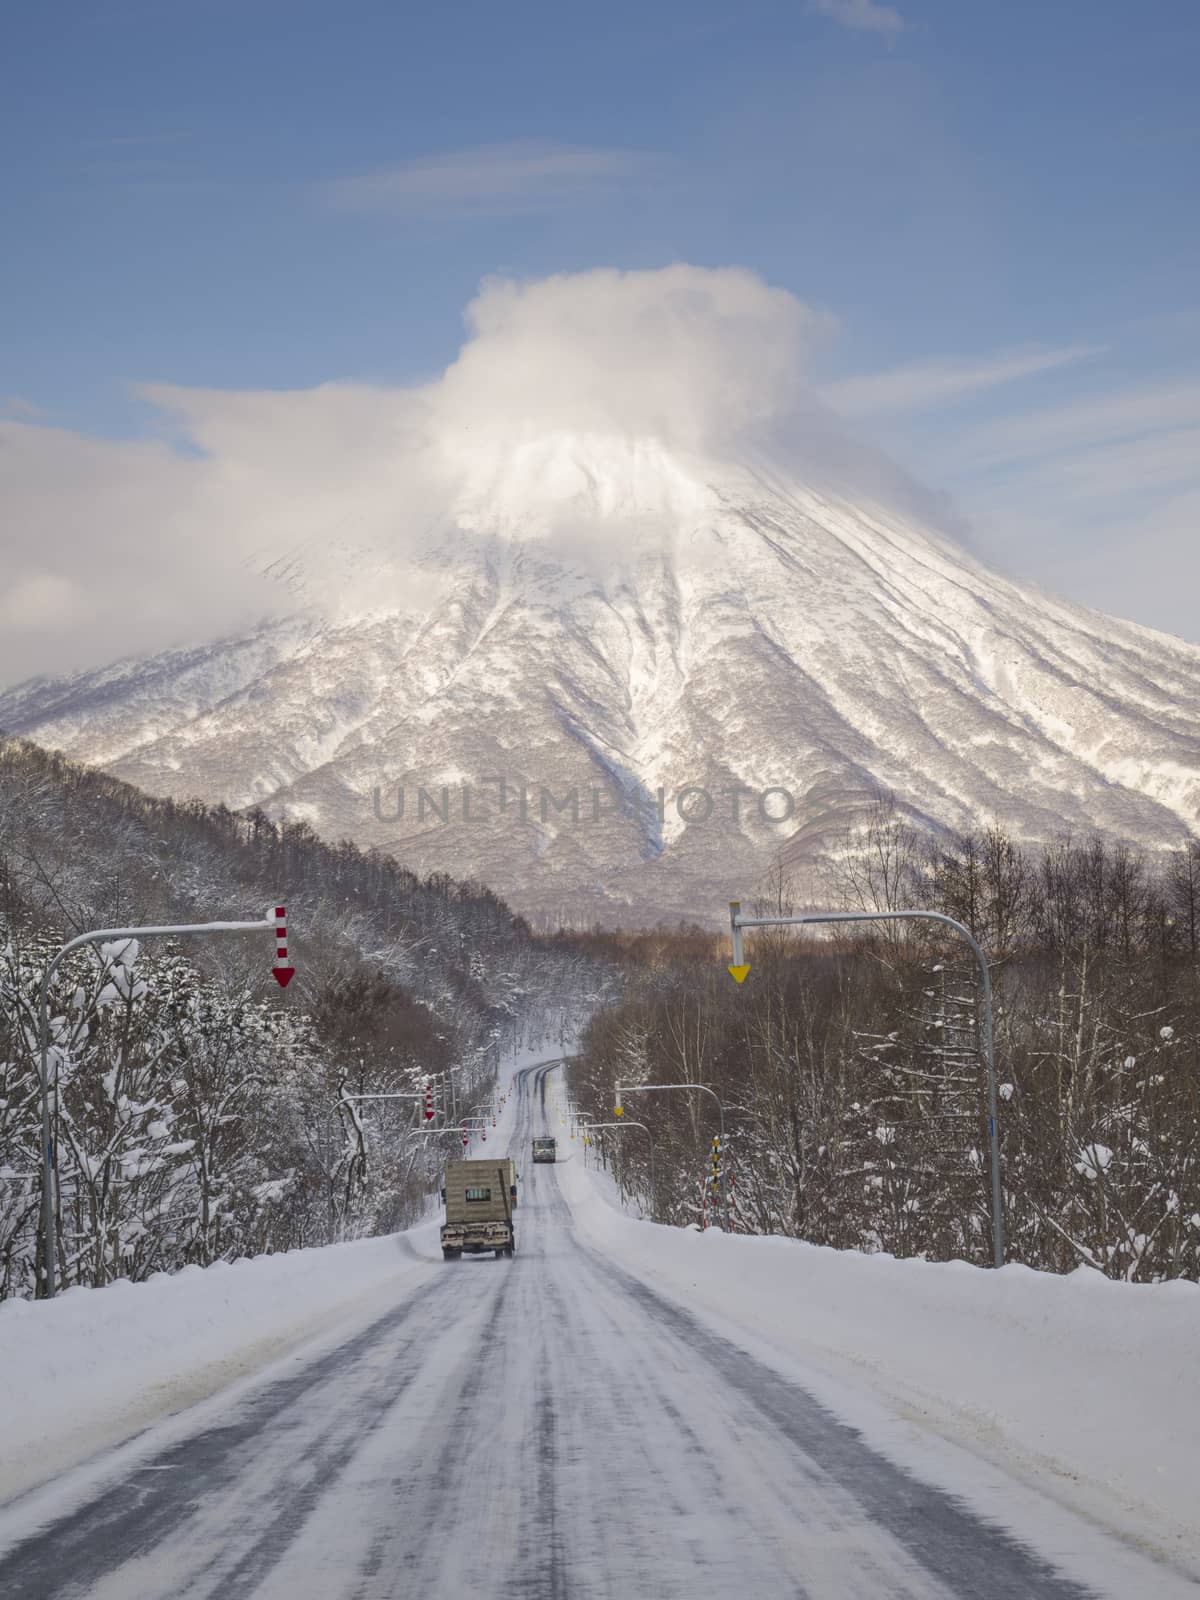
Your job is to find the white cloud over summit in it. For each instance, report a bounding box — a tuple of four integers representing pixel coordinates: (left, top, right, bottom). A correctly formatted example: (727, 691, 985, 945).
(4, 260, 1196, 681)
(0, 266, 850, 685)
(438, 266, 825, 451)
(10, 262, 1184, 688)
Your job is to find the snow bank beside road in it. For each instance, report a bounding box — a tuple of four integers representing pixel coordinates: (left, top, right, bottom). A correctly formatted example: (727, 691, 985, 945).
(0, 1043, 559, 1509)
(0, 1228, 440, 1506)
(559, 1154, 1200, 1575)
(0, 1042, 560, 1509)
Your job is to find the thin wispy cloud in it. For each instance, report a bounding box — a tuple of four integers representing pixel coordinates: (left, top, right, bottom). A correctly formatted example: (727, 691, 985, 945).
(954, 380, 1200, 471)
(918, 374, 1200, 640)
(323, 140, 659, 218)
(810, 0, 904, 39)
(824, 344, 1102, 417)
(814, 319, 1200, 641)
(1011, 425, 1200, 502)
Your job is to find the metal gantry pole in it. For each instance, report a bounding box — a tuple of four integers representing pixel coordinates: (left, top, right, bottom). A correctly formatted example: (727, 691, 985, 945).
(615, 1082, 727, 1228)
(586, 1120, 655, 1209)
(728, 901, 1006, 1269)
(37, 913, 283, 1298)
(577, 1110, 593, 1168)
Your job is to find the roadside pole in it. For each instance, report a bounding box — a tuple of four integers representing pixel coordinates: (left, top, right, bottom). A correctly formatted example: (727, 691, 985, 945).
(37, 907, 291, 1299)
(615, 1082, 728, 1229)
(577, 1111, 593, 1168)
(578, 1111, 604, 1171)
(585, 1120, 655, 1213)
(727, 900, 1006, 1268)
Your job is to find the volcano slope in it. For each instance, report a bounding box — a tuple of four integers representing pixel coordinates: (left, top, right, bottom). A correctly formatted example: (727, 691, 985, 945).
(4, 442, 1198, 923)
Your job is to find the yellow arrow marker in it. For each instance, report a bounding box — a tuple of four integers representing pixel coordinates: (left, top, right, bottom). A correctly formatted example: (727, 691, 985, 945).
(613, 1106, 623, 1116)
(728, 964, 751, 984)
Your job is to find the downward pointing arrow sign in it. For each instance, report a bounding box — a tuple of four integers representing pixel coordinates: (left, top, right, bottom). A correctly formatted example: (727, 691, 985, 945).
(727, 964, 751, 984)
(273, 966, 296, 989)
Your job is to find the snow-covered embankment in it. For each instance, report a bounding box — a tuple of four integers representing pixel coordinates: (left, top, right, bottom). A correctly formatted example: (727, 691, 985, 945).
(0, 1044, 543, 1508)
(558, 1144, 1200, 1575)
(0, 1227, 442, 1506)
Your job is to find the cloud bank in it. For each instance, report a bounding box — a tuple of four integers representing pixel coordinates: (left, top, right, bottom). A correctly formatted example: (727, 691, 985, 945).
(0, 264, 935, 688)
(438, 266, 822, 449)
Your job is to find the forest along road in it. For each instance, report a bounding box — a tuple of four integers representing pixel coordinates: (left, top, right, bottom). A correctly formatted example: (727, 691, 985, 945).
(0, 1062, 1190, 1600)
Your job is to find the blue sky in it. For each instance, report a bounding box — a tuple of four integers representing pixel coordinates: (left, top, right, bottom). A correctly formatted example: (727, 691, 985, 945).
(3, 0, 1199, 650)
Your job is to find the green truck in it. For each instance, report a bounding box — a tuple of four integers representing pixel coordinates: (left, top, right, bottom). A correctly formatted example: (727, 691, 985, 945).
(440, 1158, 517, 1260)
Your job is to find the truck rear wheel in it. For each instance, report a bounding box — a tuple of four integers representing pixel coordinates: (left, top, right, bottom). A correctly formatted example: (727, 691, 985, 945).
(442, 1247, 461, 1261)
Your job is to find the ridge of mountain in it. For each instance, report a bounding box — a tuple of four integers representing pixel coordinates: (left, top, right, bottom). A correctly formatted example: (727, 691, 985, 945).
(3, 447, 1197, 922)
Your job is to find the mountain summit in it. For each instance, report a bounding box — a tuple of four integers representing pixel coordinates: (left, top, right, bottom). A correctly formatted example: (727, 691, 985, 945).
(4, 437, 1198, 922)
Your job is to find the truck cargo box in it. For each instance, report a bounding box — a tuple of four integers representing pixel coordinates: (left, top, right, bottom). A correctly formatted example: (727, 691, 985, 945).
(441, 1159, 517, 1259)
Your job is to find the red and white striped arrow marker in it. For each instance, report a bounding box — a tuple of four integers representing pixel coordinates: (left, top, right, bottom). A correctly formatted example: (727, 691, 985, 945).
(424, 1080, 435, 1122)
(460, 1123, 469, 1151)
(271, 905, 295, 989)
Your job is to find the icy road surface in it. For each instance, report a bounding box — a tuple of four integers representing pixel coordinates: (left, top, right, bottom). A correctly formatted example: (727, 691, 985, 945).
(0, 1062, 1192, 1600)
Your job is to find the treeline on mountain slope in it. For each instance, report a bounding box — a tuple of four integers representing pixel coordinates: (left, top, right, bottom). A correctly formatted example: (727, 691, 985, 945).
(571, 803, 1200, 1282)
(0, 737, 608, 1299)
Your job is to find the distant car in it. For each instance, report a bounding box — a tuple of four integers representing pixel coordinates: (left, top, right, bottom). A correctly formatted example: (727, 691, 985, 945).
(532, 1137, 557, 1164)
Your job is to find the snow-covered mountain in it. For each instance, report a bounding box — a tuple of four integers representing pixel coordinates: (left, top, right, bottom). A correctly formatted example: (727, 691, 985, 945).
(3, 437, 1198, 922)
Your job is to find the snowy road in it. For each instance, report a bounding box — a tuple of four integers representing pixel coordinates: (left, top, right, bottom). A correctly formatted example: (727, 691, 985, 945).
(0, 1062, 1189, 1599)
